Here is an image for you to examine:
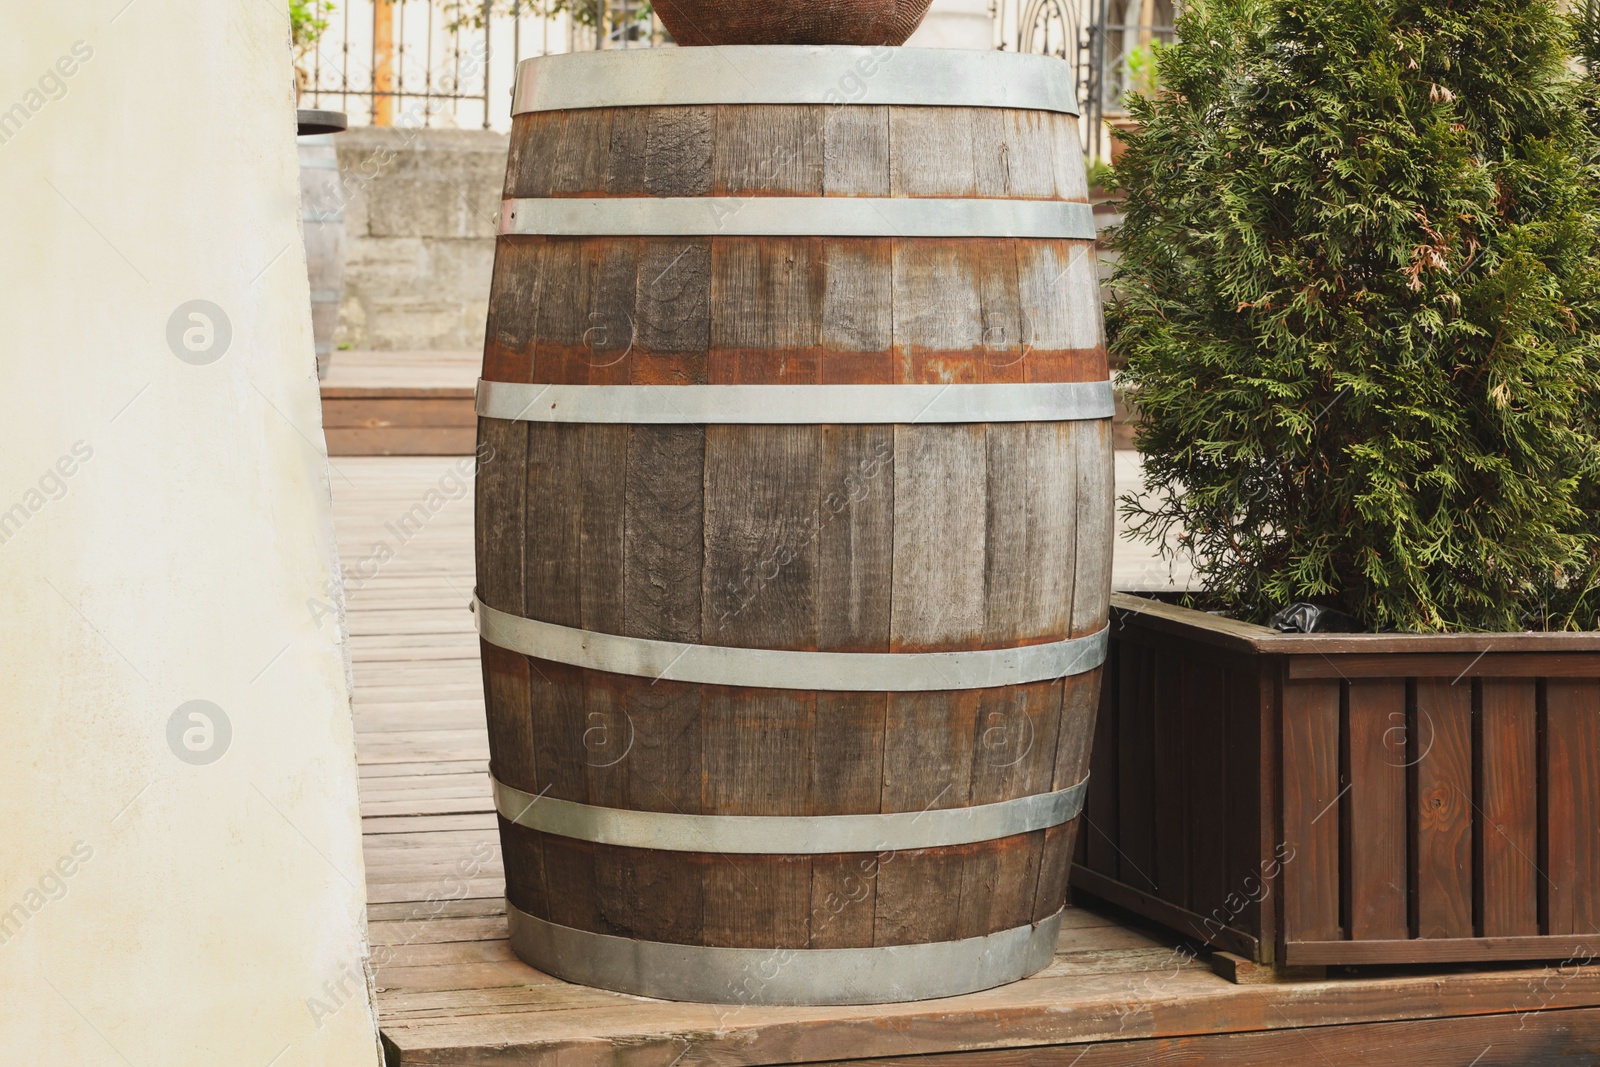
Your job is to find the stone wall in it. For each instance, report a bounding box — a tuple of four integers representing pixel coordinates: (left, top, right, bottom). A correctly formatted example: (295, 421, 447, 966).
(334, 126, 508, 351)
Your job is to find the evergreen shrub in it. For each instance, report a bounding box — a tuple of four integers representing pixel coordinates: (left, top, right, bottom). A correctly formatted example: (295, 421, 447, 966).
(1111, 0, 1600, 632)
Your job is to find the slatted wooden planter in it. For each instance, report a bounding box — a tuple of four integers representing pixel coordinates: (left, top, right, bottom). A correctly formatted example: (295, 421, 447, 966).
(1073, 593, 1600, 970)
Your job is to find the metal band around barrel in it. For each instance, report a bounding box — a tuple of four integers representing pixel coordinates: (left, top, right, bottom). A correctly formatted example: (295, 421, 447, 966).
(500, 197, 1097, 240)
(477, 380, 1115, 425)
(507, 902, 1063, 1005)
(474, 599, 1108, 692)
(493, 775, 1087, 855)
(512, 46, 1080, 117)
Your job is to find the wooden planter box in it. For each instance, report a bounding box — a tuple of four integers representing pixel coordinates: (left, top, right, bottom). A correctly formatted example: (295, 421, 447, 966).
(1072, 593, 1600, 970)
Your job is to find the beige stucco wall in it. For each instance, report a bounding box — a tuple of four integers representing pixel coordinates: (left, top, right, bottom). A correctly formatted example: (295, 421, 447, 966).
(0, 4, 381, 1065)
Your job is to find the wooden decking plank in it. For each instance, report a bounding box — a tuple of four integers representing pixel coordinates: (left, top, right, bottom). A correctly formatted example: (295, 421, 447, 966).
(377, 965, 1600, 1067)
(329, 455, 1600, 1067)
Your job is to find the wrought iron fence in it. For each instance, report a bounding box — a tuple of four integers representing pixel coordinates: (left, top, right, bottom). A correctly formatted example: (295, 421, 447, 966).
(297, 1, 664, 131)
(998, 0, 1180, 159)
(298, 0, 1178, 154)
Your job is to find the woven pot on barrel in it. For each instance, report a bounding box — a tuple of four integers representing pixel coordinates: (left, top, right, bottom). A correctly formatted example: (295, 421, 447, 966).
(653, 0, 932, 46)
(473, 45, 1112, 1006)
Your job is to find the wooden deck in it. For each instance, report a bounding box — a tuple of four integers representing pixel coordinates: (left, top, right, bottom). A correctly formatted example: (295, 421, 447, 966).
(321, 350, 477, 456)
(336, 457, 1600, 1066)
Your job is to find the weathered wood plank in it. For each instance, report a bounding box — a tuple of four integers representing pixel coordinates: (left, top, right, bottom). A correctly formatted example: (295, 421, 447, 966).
(958, 832, 1045, 939)
(791, 1007, 1600, 1067)
(474, 419, 526, 616)
(713, 105, 826, 196)
(523, 425, 584, 627)
(818, 239, 894, 383)
(1478, 679, 1539, 938)
(823, 105, 889, 196)
(1152, 648, 1187, 907)
(701, 685, 814, 948)
(602, 108, 650, 195)
(480, 643, 533, 793)
(578, 426, 627, 634)
(998, 109, 1060, 199)
(634, 239, 711, 385)
(1084, 649, 1121, 877)
(1116, 641, 1158, 894)
(323, 398, 478, 429)
(1414, 679, 1474, 940)
(1070, 421, 1114, 641)
(816, 425, 893, 653)
(481, 237, 543, 384)
(1016, 241, 1104, 384)
(890, 425, 986, 651)
(702, 426, 820, 649)
(1346, 679, 1408, 941)
(981, 422, 1033, 647)
(1186, 659, 1229, 923)
(622, 426, 704, 643)
(891, 239, 984, 384)
(889, 106, 975, 196)
(1281, 680, 1342, 943)
(709, 237, 823, 384)
(701, 853, 814, 951)
(645, 106, 715, 197)
(1546, 679, 1600, 936)
(1050, 113, 1092, 202)
(549, 109, 616, 195)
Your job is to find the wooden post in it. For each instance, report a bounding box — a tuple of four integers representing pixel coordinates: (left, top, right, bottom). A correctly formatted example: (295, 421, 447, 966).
(1136, 0, 1155, 48)
(373, 0, 395, 126)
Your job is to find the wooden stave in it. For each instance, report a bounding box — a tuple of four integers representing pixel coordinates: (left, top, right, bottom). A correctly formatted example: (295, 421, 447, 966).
(499, 819, 1081, 950)
(476, 97, 1112, 957)
(478, 421, 1109, 651)
(482, 235, 1106, 387)
(481, 638, 1102, 949)
(500, 106, 1091, 202)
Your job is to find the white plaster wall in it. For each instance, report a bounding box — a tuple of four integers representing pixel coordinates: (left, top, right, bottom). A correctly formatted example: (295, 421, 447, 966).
(0, 4, 382, 1065)
(906, 0, 996, 49)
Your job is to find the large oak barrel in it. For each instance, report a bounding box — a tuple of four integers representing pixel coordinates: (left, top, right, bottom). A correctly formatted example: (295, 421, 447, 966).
(474, 45, 1112, 1006)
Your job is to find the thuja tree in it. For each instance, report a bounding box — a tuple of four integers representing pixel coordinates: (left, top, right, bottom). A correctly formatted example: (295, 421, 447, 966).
(1110, 0, 1600, 631)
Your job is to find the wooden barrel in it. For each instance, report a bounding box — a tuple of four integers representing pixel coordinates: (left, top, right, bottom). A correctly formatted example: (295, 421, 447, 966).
(474, 45, 1113, 1006)
(297, 132, 346, 379)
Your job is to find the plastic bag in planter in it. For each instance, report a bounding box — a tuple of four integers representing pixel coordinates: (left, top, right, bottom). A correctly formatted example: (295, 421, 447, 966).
(1268, 603, 1361, 634)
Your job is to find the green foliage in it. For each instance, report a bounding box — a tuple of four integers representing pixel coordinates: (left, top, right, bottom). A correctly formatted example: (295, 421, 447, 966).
(290, 0, 335, 51)
(1124, 41, 1169, 99)
(1577, 1, 1600, 72)
(1109, 0, 1600, 632)
(1086, 158, 1120, 192)
(290, 0, 336, 94)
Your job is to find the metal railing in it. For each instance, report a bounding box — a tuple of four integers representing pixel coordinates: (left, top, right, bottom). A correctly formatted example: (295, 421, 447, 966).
(998, 0, 1180, 159)
(298, 1, 664, 131)
(299, 0, 1179, 153)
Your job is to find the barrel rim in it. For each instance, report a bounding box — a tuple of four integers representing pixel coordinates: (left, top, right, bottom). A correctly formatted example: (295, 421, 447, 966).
(492, 773, 1089, 854)
(511, 45, 1081, 118)
(474, 597, 1109, 692)
(506, 901, 1065, 1005)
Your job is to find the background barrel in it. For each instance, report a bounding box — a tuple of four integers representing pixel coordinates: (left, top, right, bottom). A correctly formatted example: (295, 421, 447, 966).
(297, 132, 346, 379)
(474, 46, 1113, 1006)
